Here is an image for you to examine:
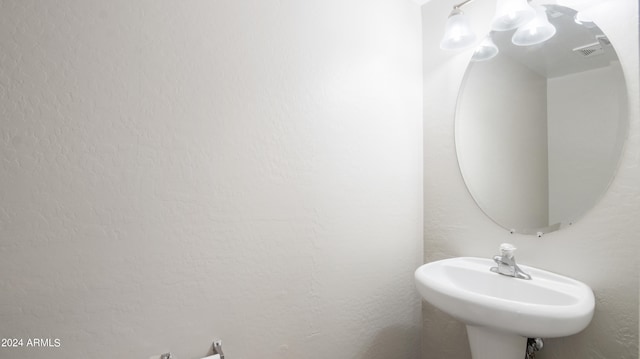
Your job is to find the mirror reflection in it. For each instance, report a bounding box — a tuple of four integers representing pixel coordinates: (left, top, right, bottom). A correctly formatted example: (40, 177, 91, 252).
(455, 5, 628, 235)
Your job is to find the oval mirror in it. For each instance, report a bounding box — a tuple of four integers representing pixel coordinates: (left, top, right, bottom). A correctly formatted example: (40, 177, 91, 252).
(455, 4, 628, 235)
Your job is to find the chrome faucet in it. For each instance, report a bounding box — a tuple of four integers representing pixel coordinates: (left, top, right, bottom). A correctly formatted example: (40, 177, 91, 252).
(490, 243, 532, 280)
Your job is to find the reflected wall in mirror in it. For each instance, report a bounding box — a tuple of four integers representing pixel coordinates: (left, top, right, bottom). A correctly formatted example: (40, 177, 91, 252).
(455, 4, 628, 235)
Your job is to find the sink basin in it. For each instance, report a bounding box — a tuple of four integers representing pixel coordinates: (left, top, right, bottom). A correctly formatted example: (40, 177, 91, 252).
(415, 257, 595, 358)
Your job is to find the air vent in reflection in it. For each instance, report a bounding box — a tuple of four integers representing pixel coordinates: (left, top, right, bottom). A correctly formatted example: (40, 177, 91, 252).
(573, 42, 604, 58)
(596, 35, 611, 46)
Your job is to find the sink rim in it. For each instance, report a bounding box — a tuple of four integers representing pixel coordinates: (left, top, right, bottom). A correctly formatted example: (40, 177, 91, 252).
(414, 256, 595, 338)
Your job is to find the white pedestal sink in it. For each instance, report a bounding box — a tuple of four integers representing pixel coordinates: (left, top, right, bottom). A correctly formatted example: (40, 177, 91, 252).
(414, 257, 595, 359)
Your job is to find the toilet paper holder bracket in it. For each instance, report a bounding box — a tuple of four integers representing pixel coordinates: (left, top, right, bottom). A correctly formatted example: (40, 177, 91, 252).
(213, 339, 225, 359)
(157, 339, 224, 359)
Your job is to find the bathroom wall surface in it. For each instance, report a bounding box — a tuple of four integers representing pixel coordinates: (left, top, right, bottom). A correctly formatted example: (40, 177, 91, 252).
(0, 1, 423, 358)
(457, 54, 549, 231)
(547, 64, 628, 225)
(422, 0, 639, 358)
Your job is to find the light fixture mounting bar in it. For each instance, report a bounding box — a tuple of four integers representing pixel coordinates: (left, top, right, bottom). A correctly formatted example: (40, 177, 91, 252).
(453, 0, 477, 10)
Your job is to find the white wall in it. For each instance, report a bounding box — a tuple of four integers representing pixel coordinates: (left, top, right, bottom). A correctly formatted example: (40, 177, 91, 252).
(422, 0, 639, 358)
(0, 1, 423, 358)
(457, 54, 549, 232)
(547, 63, 628, 225)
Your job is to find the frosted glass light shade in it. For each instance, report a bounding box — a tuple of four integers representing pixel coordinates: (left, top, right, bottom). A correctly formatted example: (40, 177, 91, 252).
(440, 9, 477, 50)
(512, 6, 556, 46)
(491, 0, 536, 31)
(471, 35, 499, 61)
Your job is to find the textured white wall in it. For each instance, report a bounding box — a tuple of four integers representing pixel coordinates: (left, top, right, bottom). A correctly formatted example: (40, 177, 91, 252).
(0, 1, 423, 358)
(457, 54, 549, 232)
(547, 64, 628, 225)
(422, 0, 639, 358)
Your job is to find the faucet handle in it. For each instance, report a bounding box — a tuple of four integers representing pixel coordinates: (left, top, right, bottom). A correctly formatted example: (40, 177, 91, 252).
(499, 243, 516, 258)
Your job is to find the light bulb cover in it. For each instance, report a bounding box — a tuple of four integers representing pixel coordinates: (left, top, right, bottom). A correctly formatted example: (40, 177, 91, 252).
(512, 5, 556, 46)
(492, 0, 536, 31)
(440, 9, 477, 50)
(471, 35, 499, 61)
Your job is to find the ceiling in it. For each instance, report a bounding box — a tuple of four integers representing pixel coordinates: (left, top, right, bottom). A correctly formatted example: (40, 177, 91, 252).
(490, 4, 619, 78)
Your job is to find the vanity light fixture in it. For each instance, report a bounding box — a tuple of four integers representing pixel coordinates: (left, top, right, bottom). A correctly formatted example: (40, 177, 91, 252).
(440, 7, 477, 50)
(512, 5, 557, 46)
(471, 34, 499, 61)
(440, 0, 555, 54)
(491, 0, 536, 31)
